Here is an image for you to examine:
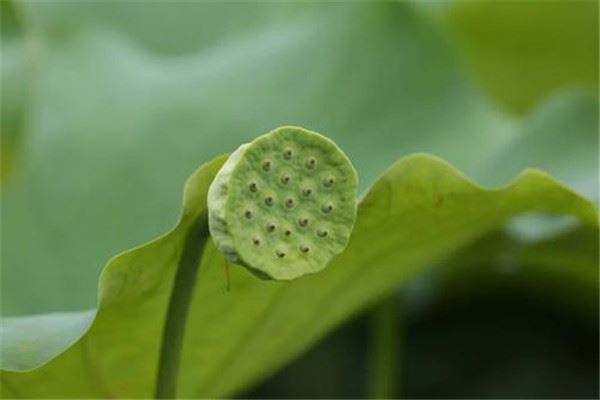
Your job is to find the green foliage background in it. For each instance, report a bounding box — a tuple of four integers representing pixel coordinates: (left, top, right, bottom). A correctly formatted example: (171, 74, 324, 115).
(1, 1, 598, 398)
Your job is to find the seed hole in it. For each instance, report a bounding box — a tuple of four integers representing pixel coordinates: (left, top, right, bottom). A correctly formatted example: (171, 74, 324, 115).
(323, 177, 335, 187)
(252, 238, 261, 245)
(322, 203, 333, 213)
(298, 218, 309, 227)
(300, 245, 310, 253)
(302, 188, 312, 196)
(305, 158, 317, 169)
(244, 210, 253, 219)
(276, 250, 286, 258)
(283, 149, 293, 160)
(285, 198, 295, 208)
(265, 196, 274, 206)
(249, 182, 258, 192)
(262, 160, 272, 171)
(284, 230, 292, 236)
(281, 175, 290, 184)
(317, 229, 328, 238)
(266, 224, 276, 232)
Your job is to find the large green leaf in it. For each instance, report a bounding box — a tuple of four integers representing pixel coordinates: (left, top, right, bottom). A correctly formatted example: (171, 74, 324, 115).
(1, 153, 596, 397)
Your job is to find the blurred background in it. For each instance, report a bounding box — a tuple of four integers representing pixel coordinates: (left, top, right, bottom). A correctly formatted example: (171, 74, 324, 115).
(1, 1, 598, 398)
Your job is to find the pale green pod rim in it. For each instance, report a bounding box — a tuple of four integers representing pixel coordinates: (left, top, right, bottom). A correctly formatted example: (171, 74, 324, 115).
(207, 126, 358, 280)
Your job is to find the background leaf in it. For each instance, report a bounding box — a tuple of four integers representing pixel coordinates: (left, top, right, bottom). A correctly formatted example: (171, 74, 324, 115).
(0, 0, 40, 182)
(246, 226, 598, 398)
(2, 2, 597, 317)
(414, 0, 599, 114)
(397, 225, 599, 398)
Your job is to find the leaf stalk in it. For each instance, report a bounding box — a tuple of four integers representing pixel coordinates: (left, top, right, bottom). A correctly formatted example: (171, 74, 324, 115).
(155, 212, 209, 399)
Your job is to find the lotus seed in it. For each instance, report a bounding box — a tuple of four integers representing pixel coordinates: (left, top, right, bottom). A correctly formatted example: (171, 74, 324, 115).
(208, 126, 358, 280)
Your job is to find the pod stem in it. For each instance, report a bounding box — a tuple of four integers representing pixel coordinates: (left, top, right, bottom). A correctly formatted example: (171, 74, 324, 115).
(367, 297, 401, 399)
(155, 211, 210, 399)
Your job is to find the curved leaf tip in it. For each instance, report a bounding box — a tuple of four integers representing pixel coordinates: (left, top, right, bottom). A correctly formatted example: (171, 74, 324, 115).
(0, 310, 96, 372)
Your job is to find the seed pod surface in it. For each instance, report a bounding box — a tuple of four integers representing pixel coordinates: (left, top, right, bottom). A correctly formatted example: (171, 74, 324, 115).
(208, 126, 358, 280)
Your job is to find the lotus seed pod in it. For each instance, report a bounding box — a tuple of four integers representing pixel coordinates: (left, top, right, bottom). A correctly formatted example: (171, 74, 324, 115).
(207, 126, 358, 280)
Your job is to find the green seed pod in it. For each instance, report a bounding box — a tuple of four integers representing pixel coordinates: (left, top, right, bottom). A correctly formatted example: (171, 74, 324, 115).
(208, 126, 358, 280)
